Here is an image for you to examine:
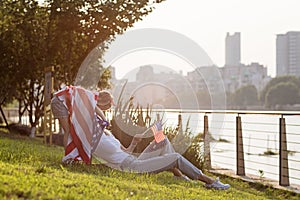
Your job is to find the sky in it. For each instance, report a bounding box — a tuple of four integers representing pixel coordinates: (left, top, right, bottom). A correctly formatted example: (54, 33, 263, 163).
(109, 0, 300, 78)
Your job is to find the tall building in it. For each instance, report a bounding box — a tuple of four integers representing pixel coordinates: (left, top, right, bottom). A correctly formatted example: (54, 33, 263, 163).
(276, 31, 300, 77)
(225, 32, 241, 66)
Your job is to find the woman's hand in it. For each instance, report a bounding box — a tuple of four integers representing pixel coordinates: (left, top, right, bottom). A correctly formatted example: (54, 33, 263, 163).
(132, 133, 144, 144)
(123, 133, 145, 154)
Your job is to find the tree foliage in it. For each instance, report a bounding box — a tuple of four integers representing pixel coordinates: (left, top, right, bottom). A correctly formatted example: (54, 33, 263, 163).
(0, 0, 165, 129)
(260, 75, 300, 104)
(232, 85, 258, 107)
(44, 0, 165, 88)
(0, 0, 49, 126)
(265, 82, 300, 108)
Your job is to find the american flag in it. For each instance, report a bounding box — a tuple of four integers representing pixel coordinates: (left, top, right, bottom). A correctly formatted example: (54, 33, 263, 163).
(56, 86, 100, 164)
(150, 120, 166, 143)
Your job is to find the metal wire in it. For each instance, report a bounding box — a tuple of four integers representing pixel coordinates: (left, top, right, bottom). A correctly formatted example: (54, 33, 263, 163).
(242, 128, 278, 134)
(287, 141, 300, 145)
(286, 132, 300, 136)
(290, 176, 300, 181)
(243, 136, 277, 142)
(243, 121, 279, 126)
(213, 160, 235, 166)
(244, 159, 278, 168)
(212, 154, 235, 160)
(288, 158, 300, 163)
(286, 123, 300, 127)
(246, 167, 279, 177)
(289, 167, 300, 172)
(244, 144, 270, 150)
(210, 127, 236, 131)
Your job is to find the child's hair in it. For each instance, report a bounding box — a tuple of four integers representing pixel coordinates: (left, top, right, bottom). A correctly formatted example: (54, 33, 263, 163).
(97, 90, 113, 110)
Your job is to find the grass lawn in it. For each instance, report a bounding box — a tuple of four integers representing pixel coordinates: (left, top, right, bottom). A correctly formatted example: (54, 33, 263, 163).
(0, 129, 299, 200)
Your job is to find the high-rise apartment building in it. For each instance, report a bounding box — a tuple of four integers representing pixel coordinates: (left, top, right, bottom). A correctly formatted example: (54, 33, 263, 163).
(225, 32, 241, 66)
(276, 31, 300, 77)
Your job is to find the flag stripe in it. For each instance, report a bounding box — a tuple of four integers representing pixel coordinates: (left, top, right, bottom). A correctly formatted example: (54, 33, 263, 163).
(77, 88, 95, 120)
(65, 141, 76, 155)
(69, 118, 90, 163)
(73, 102, 93, 145)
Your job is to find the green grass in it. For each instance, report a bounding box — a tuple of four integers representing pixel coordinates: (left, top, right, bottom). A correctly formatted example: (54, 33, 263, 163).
(0, 130, 299, 200)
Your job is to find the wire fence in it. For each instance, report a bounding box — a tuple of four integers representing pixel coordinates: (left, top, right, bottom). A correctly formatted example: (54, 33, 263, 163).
(159, 110, 300, 187)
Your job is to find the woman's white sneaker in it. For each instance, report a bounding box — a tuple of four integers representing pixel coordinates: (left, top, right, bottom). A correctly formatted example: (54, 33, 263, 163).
(205, 177, 230, 190)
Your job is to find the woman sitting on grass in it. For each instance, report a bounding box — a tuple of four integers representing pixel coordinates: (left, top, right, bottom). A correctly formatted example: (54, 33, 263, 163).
(51, 86, 229, 190)
(93, 129, 230, 190)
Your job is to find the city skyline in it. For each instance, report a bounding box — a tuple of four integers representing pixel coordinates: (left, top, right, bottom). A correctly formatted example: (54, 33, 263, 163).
(109, 0, 300, 79)
(276, 31, 300, 77)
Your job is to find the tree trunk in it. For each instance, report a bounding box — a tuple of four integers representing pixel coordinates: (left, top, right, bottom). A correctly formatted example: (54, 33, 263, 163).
(29, 126, 36, 138)
(0, 105, 10, 132)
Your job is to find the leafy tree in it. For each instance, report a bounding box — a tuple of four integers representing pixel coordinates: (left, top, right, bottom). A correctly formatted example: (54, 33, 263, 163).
(260, 75, 300, 104)
(233, 85, 258, 107)
(0, 0, 51, 131)
(98, 67, 112, 90)
(0, 0, 48, 127)
(0, 0, 21, 106)
(44, 0, 166, 88)
(0, 0, 165, 133)
(265, 82, 300, 108)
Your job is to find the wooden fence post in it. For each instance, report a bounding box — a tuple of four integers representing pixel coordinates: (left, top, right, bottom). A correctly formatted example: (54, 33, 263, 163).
(203, 115, 211, 169)
(236, 115, 245, 176)
(43, 66, 54, 144)
(279, 116, 289, 186)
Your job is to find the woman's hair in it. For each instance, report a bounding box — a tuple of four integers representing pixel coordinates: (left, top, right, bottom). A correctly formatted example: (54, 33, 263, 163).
(97, 90, 113, 110)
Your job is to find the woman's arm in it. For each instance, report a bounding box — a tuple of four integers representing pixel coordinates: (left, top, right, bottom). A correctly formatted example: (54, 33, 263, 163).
(121, 133, 144, 154)
(95, 105, 107, 121)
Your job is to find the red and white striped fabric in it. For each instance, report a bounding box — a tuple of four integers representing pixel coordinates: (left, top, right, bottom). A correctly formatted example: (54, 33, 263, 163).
(55, 86, 99, 164)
